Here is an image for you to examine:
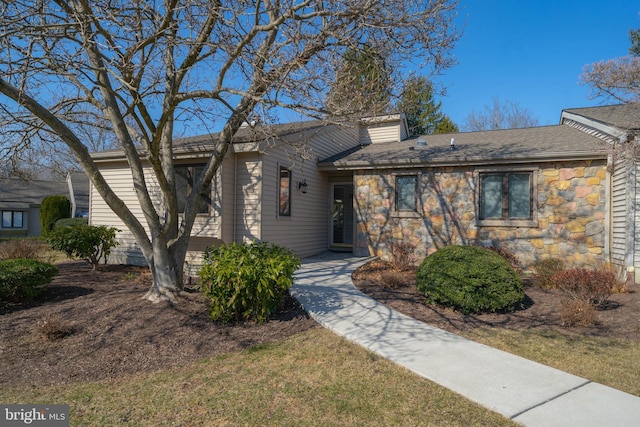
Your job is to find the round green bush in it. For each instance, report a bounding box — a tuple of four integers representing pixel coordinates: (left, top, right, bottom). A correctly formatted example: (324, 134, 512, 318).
(416, 245, 524, 314)
(0, 258, 58, 306)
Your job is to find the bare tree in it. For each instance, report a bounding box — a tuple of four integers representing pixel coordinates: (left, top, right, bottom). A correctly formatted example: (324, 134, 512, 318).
(580, 55, 640, 104)
(463, 97, 540, 131)
(0, 0, 459, 302)
(580, 27, 640, 104)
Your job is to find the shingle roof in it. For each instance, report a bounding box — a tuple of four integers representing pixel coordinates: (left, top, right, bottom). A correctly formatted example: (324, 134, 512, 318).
(320, 124, 607, 169)
(0, 178, 69, 210)
(91, 120, 328, 159)
(563, 104, 640, 131)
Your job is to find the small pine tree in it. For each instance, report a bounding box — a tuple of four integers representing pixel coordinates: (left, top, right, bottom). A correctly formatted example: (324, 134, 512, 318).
(39, 195, 71, 236)
(397, 76, 458, 137)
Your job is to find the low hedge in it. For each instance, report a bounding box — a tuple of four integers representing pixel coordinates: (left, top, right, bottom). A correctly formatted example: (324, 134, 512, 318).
(416, 245, 524, 314)
(0, 258, 58, 306)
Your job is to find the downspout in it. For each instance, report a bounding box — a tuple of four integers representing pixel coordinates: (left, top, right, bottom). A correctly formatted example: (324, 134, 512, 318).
(233, 152, 237, 243)
(624, 135, 637, 284)
(66, 173, 77, 218)
(605, 154, 612, 265)
(627, 135, 640, 284)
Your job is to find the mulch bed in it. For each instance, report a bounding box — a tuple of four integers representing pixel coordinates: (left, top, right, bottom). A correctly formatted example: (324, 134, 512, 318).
(0, 261, 316, 388)
(352, 259, 640, 342)
(3, 258, 639, 389)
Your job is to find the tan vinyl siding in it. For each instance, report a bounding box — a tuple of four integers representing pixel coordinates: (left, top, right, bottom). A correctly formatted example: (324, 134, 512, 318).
(260, 126, 359, 257)
(634, 159, 640, 268)
(89, 163, 150, 265)
(611, 158, 627, 265)
(220, 154, 235, 243)
(234, 154, 262, 243)
(360, 121, 402, 145)
(260, 151, 330, 257)
(90, 161, 223, 266)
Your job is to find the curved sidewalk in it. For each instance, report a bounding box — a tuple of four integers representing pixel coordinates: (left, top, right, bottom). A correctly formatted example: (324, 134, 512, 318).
(291, 253, 640, 427)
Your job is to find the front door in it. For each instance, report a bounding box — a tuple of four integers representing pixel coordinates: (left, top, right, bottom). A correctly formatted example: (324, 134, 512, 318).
(331, 183, 354, 250)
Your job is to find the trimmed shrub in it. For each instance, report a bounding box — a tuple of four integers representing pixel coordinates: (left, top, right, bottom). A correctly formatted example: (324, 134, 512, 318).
(40, 195, 71, 236)
(0, 258, 58, 306)
(552, 268, 616, 308)
(416, 245, 524, 314)
(0, 238, 47, 260)
(533, 258, 565, 289)
(560, 299, 598, 327)
(388, 242, 418, 272)
(47, 224, 119, 269)
(54, 217, 88, 230)
(199, 242, 301, 323)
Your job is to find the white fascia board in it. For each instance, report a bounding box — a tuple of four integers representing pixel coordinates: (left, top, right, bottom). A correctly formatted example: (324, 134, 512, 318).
(561, 111, 630, 142)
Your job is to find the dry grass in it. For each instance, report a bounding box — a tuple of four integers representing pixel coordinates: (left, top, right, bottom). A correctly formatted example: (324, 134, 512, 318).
(461, 328, 640, 397)
(0, 329, 516, 426)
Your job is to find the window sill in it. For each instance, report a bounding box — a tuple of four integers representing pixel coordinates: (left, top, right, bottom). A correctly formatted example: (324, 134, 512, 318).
(391, 211, 421, 219)
(477, 219, 538, 228)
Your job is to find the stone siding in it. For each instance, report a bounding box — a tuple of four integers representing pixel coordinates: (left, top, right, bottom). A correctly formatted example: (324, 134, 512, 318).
(354, 160, 608, 270)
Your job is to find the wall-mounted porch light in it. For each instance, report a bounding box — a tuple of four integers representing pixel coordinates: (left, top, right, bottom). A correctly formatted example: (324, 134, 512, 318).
(297, 180, 308, 194)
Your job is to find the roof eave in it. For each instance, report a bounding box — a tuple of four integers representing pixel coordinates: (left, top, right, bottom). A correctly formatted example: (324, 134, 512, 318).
(561, 111, 631, 141)
(318, 151, 607, 171)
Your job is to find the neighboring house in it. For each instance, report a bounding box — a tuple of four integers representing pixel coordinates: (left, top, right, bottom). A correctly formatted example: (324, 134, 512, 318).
(89, 104, 640, 283)
(0, 172, 90, 238)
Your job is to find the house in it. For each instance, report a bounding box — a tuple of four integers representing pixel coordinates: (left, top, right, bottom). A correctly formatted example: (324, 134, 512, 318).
(0, 172, 90, 238)
(88, 104, 640, 283)
(89, 119, 373, 272)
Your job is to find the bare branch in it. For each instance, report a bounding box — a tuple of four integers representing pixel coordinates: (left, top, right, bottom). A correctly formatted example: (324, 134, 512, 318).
(579, 56, 640, 104)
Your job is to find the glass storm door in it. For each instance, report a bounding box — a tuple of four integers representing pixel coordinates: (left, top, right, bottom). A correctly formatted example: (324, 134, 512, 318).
(331, 183, 354, 247)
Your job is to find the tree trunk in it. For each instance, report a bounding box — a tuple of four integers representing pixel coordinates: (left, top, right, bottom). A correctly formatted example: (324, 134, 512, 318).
(143, 236, 185, 303)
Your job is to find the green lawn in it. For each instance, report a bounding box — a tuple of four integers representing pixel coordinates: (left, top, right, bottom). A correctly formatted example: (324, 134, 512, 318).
(0, 328, 516, 426)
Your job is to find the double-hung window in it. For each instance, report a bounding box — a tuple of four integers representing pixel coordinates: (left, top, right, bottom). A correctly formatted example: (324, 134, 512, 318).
(2, 211, 23, 228)
(175, 164, 211, 214)
(479, 171, 533, 224)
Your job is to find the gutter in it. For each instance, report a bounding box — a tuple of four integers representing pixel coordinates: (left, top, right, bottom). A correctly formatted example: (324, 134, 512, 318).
(317, 151, 608, 171)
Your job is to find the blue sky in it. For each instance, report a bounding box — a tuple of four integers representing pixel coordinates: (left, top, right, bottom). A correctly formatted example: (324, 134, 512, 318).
(437, 1, 640, 129)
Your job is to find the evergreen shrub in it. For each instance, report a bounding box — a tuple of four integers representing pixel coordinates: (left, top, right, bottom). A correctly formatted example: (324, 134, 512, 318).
(47, 224, 119, 269)
(40, 195, 71, 236)
(416, 245, 524, 314)
(0, 258, 58, 306)
(199, 242, 300, 323)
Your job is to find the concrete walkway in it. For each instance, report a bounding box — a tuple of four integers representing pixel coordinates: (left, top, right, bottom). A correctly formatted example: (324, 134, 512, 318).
(291, 253, 640, 427)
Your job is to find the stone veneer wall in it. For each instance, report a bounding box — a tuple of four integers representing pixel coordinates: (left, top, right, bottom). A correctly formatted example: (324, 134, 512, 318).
(354, 159, 608, 270)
